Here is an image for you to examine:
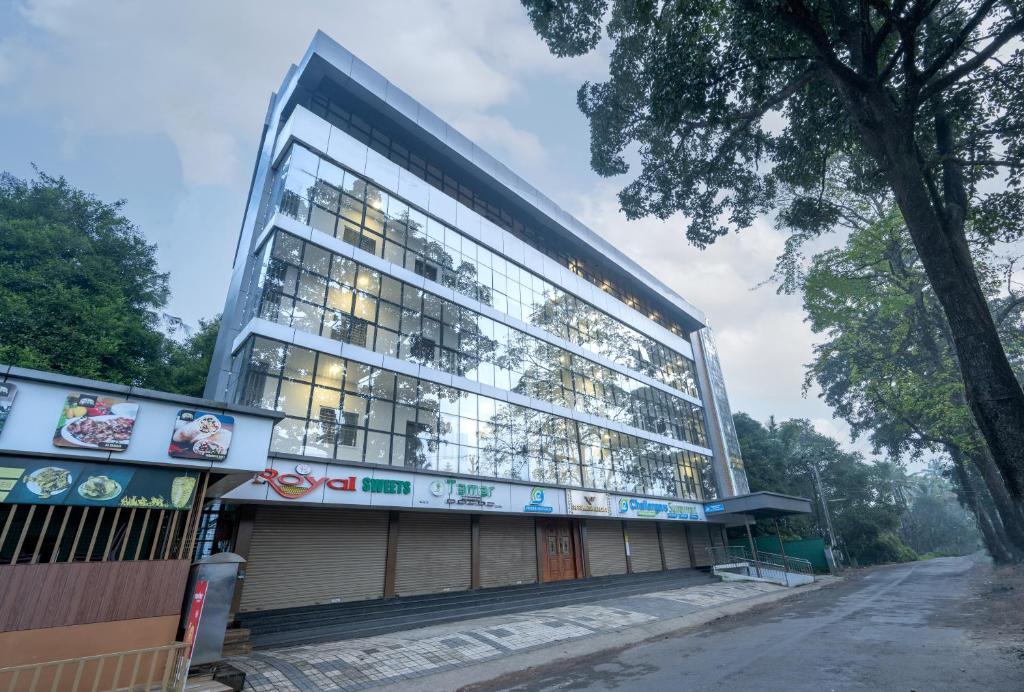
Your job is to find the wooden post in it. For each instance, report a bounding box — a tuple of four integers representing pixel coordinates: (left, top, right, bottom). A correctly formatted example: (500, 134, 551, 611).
(535, 518, 545, 584)
(580, 520, 592, 577)
(470, 514, 481, 590)
(229, 505, 256, 617)
(383, 511, 400, 598)
(621, 522, 633, 574)
(683, 523, 696, 568)
(655, 522, 668, 571)
(745, 519, 762, 578)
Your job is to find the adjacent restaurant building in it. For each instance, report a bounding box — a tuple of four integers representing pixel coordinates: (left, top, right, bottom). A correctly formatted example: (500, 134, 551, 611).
(204, 32, 767, 615)
(0, 365, 279, 669)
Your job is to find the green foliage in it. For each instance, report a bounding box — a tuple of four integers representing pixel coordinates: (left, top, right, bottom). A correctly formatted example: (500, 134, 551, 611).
(797, 206, 1024, 470)
(520, 0, 1024, 246)
(523, 0, 1024, 508)
(0, 171, 216, 396)
(144, 317, 221, 398)
(734, 412, 917, 566)
(0, 171, 168, 384)
(900, 466, 982, 557)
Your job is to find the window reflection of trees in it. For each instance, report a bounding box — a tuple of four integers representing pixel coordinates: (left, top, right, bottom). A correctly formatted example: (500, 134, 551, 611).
(248, 229, 708, 446)
(267, 143, 697, 397)
(231, 336, 715, 501)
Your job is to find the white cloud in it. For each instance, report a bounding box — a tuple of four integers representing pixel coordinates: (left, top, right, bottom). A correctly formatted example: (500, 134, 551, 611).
(4, 0, 596, 186)
(2, 0, 870, 456)
(450, 112, 548, 168)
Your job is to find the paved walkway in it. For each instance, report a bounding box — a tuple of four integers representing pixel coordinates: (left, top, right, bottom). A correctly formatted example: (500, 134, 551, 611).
(230, 580, 788, 691)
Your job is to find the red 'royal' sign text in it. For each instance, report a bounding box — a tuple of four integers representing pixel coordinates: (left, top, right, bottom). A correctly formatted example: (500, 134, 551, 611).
(256, 468, 357, 499)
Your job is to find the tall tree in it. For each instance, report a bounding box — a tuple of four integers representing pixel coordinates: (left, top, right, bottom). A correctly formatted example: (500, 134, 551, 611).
(0, 171, 216, 395)
(798, 210, 1024, 559)
(734, 412, 917, 565)
(521, 0, 1024, 501)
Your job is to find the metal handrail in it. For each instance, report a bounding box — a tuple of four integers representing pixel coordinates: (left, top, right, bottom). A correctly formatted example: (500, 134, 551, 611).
(706, 545, 814, 587)
(0, 642, 188, 692)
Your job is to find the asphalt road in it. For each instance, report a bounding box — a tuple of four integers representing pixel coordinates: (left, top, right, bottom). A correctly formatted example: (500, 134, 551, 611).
(477, 555, 1023, 692)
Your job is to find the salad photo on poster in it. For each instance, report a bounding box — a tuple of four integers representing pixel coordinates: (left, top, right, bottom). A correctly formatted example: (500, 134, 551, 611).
(169, 410, 234, 461)
(53, 393, 139, 451)
(0, 383, 16, 437)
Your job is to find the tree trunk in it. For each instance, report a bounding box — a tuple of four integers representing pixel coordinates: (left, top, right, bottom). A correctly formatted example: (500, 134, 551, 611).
(949, 448, 1021, 562)
(966, 446, 1024, 550)
(876, 126, 1024, 501)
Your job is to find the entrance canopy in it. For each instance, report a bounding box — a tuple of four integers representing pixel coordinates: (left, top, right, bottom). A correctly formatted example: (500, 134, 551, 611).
(703, 491, 813, 525)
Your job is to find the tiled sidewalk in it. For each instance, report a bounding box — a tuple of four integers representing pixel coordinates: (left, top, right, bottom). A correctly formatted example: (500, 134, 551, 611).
(231, 580, 783, 691)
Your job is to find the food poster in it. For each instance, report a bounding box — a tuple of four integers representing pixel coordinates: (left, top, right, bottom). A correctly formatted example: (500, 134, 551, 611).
(0, 458, 200, 510)
(168, 410, 234, 461)
(0, 382, 16, 437)
(53, 393, 139, 451)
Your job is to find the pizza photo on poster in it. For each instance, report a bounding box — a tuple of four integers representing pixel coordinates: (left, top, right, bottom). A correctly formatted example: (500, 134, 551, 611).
(168, 409, 234, 461)
(0, 383, 16, 437)
(53, 393, 139, 451)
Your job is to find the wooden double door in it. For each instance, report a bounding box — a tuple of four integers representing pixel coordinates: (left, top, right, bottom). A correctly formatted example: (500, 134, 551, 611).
(539, 518, 581, 582)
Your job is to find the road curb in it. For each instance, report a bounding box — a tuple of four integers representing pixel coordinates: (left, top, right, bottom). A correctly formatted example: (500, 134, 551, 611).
(374, 577, 843, 692)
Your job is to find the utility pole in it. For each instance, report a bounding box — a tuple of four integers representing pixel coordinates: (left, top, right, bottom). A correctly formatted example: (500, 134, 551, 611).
(810, 463, 839, 573)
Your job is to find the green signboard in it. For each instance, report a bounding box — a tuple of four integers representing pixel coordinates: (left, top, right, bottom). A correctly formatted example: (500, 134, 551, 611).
(0, 458, 199, 510)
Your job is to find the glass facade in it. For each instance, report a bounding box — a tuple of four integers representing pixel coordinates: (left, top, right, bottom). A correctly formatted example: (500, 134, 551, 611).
(263, 143, 698, 394)
(245, 229, 708, 446)
(233, 335, 717, 501)
(298, 88, 687, 336)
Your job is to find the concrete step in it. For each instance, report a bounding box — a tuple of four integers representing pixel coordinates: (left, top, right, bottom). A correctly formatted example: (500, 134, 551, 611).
(238, 569, 716, 649)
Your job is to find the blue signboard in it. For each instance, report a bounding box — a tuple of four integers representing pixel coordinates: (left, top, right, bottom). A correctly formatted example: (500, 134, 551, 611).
(704, 502, 726, 514)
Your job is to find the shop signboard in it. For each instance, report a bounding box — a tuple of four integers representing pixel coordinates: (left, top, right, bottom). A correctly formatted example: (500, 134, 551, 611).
(0, 383, 16, 437)
(0, 458, 200, 509)
(613, 495, 705, 521)
(413, 476, 513, 513)
(232, 462, 417, 508)
(704, 502, 726, 514)
(566, 490, 611, 515)
(511, 485, 567, 515)
(226, 463, 569, 515)
(53, 393, 139, 452)
(169, 410, 235, 461)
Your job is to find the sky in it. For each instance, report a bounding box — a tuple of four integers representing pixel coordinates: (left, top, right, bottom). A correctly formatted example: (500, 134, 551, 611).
(0, 0, 869, 455)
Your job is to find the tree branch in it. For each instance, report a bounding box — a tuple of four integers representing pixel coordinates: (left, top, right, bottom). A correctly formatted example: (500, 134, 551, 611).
(921, 17, 1024, 99)
(917, 0, 1000, 84)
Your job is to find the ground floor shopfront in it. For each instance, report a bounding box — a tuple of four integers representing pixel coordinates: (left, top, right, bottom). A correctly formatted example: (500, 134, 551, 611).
(226, 496, 730, 614)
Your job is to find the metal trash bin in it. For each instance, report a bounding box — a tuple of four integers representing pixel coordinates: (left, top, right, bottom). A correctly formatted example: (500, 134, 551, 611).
(182, 552, 246, 665)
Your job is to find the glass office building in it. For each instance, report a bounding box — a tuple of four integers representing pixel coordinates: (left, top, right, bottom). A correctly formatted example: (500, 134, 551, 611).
(208, 32, 751, 613)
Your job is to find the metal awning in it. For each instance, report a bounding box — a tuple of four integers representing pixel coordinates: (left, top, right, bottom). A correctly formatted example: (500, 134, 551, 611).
(704, 492, 813, 524)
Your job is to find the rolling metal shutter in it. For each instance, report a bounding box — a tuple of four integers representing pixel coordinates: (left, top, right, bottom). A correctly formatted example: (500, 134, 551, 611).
(627, 522, 663, 572)
(586, 520, 627, 577)
(479, 516, 537, 588)
(240, 506, 388, 612)
(394, 512, 471, 596)
(689, 524, 713, 567)
(660, 523, 692, 569)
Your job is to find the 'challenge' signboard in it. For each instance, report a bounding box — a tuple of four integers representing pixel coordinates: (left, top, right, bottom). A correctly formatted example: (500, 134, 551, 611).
(613, 495, 705, 521)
